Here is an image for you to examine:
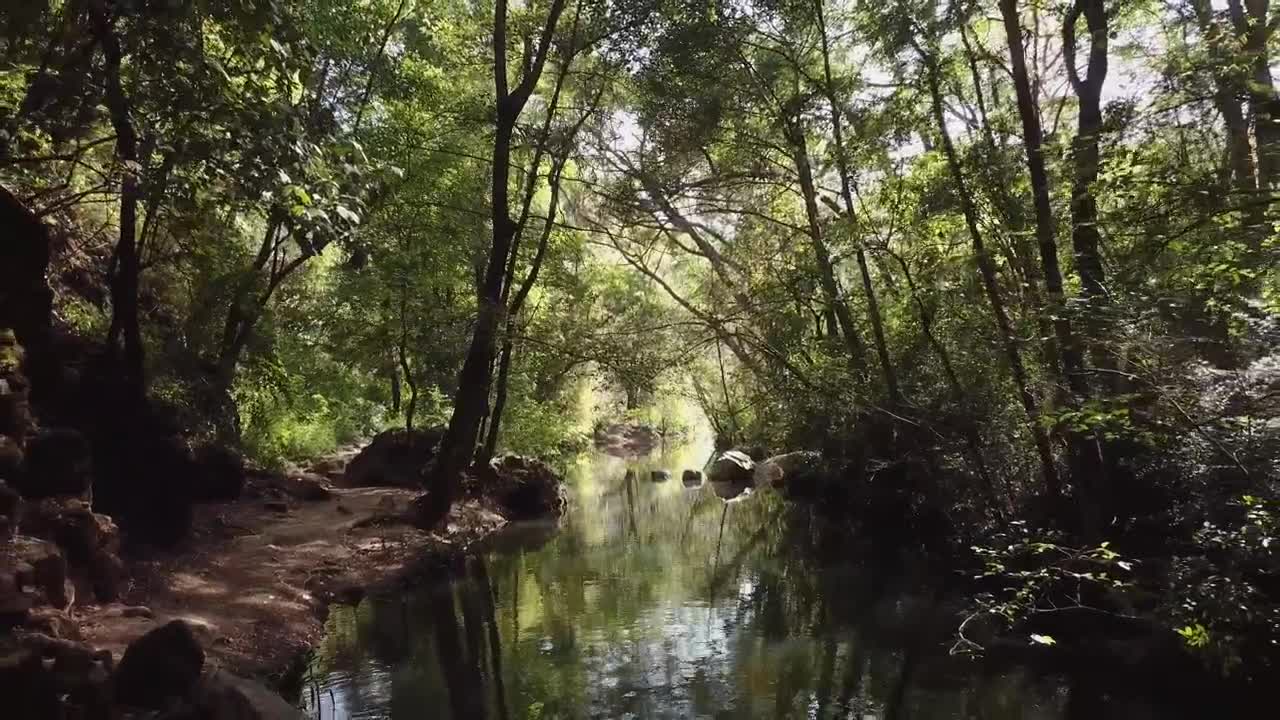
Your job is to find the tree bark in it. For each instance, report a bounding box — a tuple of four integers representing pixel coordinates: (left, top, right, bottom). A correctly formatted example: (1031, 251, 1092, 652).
(1064, 0, 1116, 397)
(1001, 0, 1106, 532)
(90, 0, 145, 402)
(786, 119, 869, 372)
(1192, 0, 1259, 197)
(424, 0, 570, 527)
(1229, 0, 1280, 186)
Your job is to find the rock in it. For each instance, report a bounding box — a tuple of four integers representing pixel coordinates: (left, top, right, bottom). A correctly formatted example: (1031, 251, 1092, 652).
(191, 443, 246, 503)
(92, 424, 195, 548)
(0, 643, 61, 720)
(14, 631, 114, 717)
(342, 427, 443, 488)
(192, 669, 306, 719)
(650, 469, 671, 482)
(6, 536, 69, 607)
(101, 603, 153, 620)
(89, 548, 125, 601)
(18, 497, 124, 601)
(0, 479, 20, 534)
(24, 607, 81, 640)
(707, 450, 754, 486)
(478, 455, 566, 520)
(0, 583, 31, 630)
(0, 436, 23, 482)
(282, 473, 331, 501)
(121, 604, 152, 619)
(18, 428, 92, 498)
(20, 498, 120, 564)
(114, 619, 205, 708)
(263, 501, 289, 514)
(756, 450, 825, 490)
(681, 469, 702, 487)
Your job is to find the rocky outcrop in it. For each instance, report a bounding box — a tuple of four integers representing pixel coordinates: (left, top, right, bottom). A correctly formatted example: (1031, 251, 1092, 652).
(4, 536, 70, 608)
(191, 442, 247, 503)
(476, 455, 567, 520)
(707, 450, 754, 486)
(17, 428, 92, 499)
(18, 497, 123, 601)
(342, 427, 443, 488)
(113, 619, 205, 708)
(681, 469, 702, 487)
(0, 186, 55, 401)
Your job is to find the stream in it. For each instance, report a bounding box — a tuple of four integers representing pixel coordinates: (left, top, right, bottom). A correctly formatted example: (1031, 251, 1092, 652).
(299, 434, 1153, 719)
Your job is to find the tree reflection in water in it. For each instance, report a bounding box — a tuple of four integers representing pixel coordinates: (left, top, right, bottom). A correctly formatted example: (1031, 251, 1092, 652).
(304, 444, 1172, 719)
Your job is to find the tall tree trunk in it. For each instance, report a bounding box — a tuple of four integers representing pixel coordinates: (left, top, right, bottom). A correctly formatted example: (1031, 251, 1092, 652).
(786, 121, 869, 372)
(484, 81, 594, 461)
(1001, 0, 1106, 532)
(424, 0, 570, 527)
(814, 0, 901, 408)
(998, 0, 1089, 399)
(958, 20, 1064, 407)
(1229, 0, 1280, 186)
(1064, 0, 1112, 382)
(399, 281, 417, 430)
(919, 44, 1061, 497)
(483, 334, 516, 459)
(90, 0, 144, 402)
(1193, 0, 1259, 197)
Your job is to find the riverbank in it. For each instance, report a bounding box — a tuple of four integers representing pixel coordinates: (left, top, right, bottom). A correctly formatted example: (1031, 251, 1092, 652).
(71, 473, 510, 684)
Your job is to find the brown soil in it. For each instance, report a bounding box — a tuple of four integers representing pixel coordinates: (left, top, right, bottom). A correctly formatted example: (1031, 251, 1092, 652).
(71, 476, 508, 683)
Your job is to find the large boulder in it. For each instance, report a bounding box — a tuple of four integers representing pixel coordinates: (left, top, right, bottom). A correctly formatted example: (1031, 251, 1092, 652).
(280, 473, 331, 501)
(113, 620, 205, 708)
(92, 427, 195, 548)
(755, 450, 825, 491)
(342, 427, 443, 488)
(190, 443, 246, 503)
(18, 428, 92, 498)
(0, 633, 112, 720)
(707, 450, 754, 486)
(477, 455, 566, 520)
(190, 669, 306, 720)
(0, 643, 60, 720)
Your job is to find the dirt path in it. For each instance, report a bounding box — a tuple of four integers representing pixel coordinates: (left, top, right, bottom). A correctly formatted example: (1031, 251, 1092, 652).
(72, 475, 507, 682)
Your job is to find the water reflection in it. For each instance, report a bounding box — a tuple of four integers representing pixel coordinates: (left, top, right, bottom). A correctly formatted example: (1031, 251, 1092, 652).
(303, 439, 1088, 719)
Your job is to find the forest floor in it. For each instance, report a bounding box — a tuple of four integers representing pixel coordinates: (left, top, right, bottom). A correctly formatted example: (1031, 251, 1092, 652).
(70, 469, 509, 682)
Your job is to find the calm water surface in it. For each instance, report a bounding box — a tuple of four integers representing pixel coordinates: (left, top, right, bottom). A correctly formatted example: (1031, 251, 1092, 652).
(303, 436, 1080, 720)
